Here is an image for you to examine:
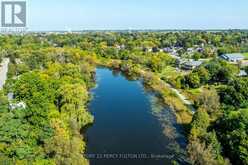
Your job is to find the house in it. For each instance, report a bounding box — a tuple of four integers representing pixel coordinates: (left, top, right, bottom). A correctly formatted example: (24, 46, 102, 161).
(163, 47, 173, 53)
(7, 92, 26, 110)
(220, 53, 245, 62)
(182, 60, 203, 70)
(9, 102, 26, 110)
(116, 44, 125, 50)
(163, 47, 179, 57)
(176, 59, 187, 67)
(143, 47, 153, 52)
(152, 47, 160, 53)
(238, 70, 247, 77)
(187, 48, 194, 54)
(196, 47, 204, 53)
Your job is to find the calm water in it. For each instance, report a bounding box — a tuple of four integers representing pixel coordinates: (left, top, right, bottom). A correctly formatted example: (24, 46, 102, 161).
(85, 68, 188, 165)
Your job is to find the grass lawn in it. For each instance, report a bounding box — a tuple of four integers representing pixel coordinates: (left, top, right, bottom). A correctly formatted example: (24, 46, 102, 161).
(187, 88, 202, 95)
(159, 66, 182, 79)
(183, 88, 202, 101)
(243, 53, 248, 59)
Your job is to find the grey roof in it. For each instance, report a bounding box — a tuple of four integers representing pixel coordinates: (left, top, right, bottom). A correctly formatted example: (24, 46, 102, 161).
(184, 61, 203, 67)
(221, 53, 245, 60)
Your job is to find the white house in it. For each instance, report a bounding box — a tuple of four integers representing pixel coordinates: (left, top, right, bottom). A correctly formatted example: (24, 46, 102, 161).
(9, 102, 26, 110)
(238, 70, 247, 77)
(7, 92, 26, 110)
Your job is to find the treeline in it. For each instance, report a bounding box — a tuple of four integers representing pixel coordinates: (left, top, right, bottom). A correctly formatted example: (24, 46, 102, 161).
(0, 46, 96, 164)
(1, 31, 248, 59)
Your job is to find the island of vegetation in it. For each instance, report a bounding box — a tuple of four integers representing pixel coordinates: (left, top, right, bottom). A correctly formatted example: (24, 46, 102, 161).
(0, 30, 247, 165)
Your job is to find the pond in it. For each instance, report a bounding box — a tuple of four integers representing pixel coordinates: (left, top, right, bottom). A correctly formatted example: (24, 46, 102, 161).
(85, 68, 188, 165)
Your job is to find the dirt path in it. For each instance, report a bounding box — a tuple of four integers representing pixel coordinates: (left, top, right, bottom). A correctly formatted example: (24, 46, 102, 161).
(0, 58, 10, 90)
(139, 69, 196, 113)
(166, 84, 196, 113)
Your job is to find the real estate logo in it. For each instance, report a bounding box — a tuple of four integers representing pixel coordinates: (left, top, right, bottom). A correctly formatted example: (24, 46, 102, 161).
(1, 1, 26, 27)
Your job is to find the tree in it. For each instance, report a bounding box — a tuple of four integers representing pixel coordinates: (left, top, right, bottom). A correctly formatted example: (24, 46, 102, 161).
(192, 52, 201, 61)
(188, 139, 219, 165)
(202, 47, 216, 58)
(219, 77, 248, 108)
(215, 109, 248, 165)
(187, 138, 229, 165)
(58, 84, 93, 128)
(245, 66, 248, 75)
(188, 108, 229, 165)
(184, 73, 201, 88)
(196, 88, 221, 118)
(0, 91, 8, 113)
(190, 108, 210, 139)
(194, 67, 210, 84)
(44, 120, 89, 165)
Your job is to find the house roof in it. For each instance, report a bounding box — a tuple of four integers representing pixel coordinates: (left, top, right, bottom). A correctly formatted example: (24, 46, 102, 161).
(221, 53, 245, 60)
(184, 61, 203, 67)
(238, 70, 247, 77)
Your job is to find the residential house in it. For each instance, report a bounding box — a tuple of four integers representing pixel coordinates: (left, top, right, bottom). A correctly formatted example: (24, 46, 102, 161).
(238, 70, 247, 77)
(152, 47, 160, 53)
(187, 48, 194, 54)
(9, 102, 26, 110)
(220, 53, 245, 62)
(7, 92, 26, 110)
(182, 60, 203, 70)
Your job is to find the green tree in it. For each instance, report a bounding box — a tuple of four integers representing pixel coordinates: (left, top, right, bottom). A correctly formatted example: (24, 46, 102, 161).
(0, 91, 8, 113)
(194, 67, 210, 84)
(196, 88, 221, 118)
(185, 73, 201, 88)
(219, 77, 248, 108)
(215, 109, 248, 165)
(245, 66, 248, 75)
(192, 52, 201, 61)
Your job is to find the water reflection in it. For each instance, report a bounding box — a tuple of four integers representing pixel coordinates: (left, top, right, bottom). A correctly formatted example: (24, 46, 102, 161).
(85, 68, 188, 165)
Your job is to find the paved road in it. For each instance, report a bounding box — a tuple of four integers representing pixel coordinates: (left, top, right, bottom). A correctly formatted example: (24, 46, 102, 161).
(0, 58, 10, 90)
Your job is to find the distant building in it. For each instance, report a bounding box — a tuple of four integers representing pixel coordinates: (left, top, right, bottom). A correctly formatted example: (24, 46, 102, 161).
(220, 53, 245, 62)
(9, 102, 26, 110)
(182, 60, 203, 70)
(143, 47, 153, 52)
(116, 44, 125, 50)
(163, 47, 173, 53)
(238, 70, 247, 77)
(196, 47, 204, 53)
(187, 48, 194, 54)
(152, 47, 160, 53)
(7, 92, 14, 100)
(7, 92, 26, 110)
(163, 47, 179, 57)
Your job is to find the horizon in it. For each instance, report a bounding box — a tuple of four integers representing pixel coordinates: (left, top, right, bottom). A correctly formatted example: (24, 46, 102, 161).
(25, 0, 248, 31)
(24, 29, 248, 33)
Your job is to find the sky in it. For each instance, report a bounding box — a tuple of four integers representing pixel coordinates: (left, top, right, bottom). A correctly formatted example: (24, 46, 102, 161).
(27, 0, 248, 31)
